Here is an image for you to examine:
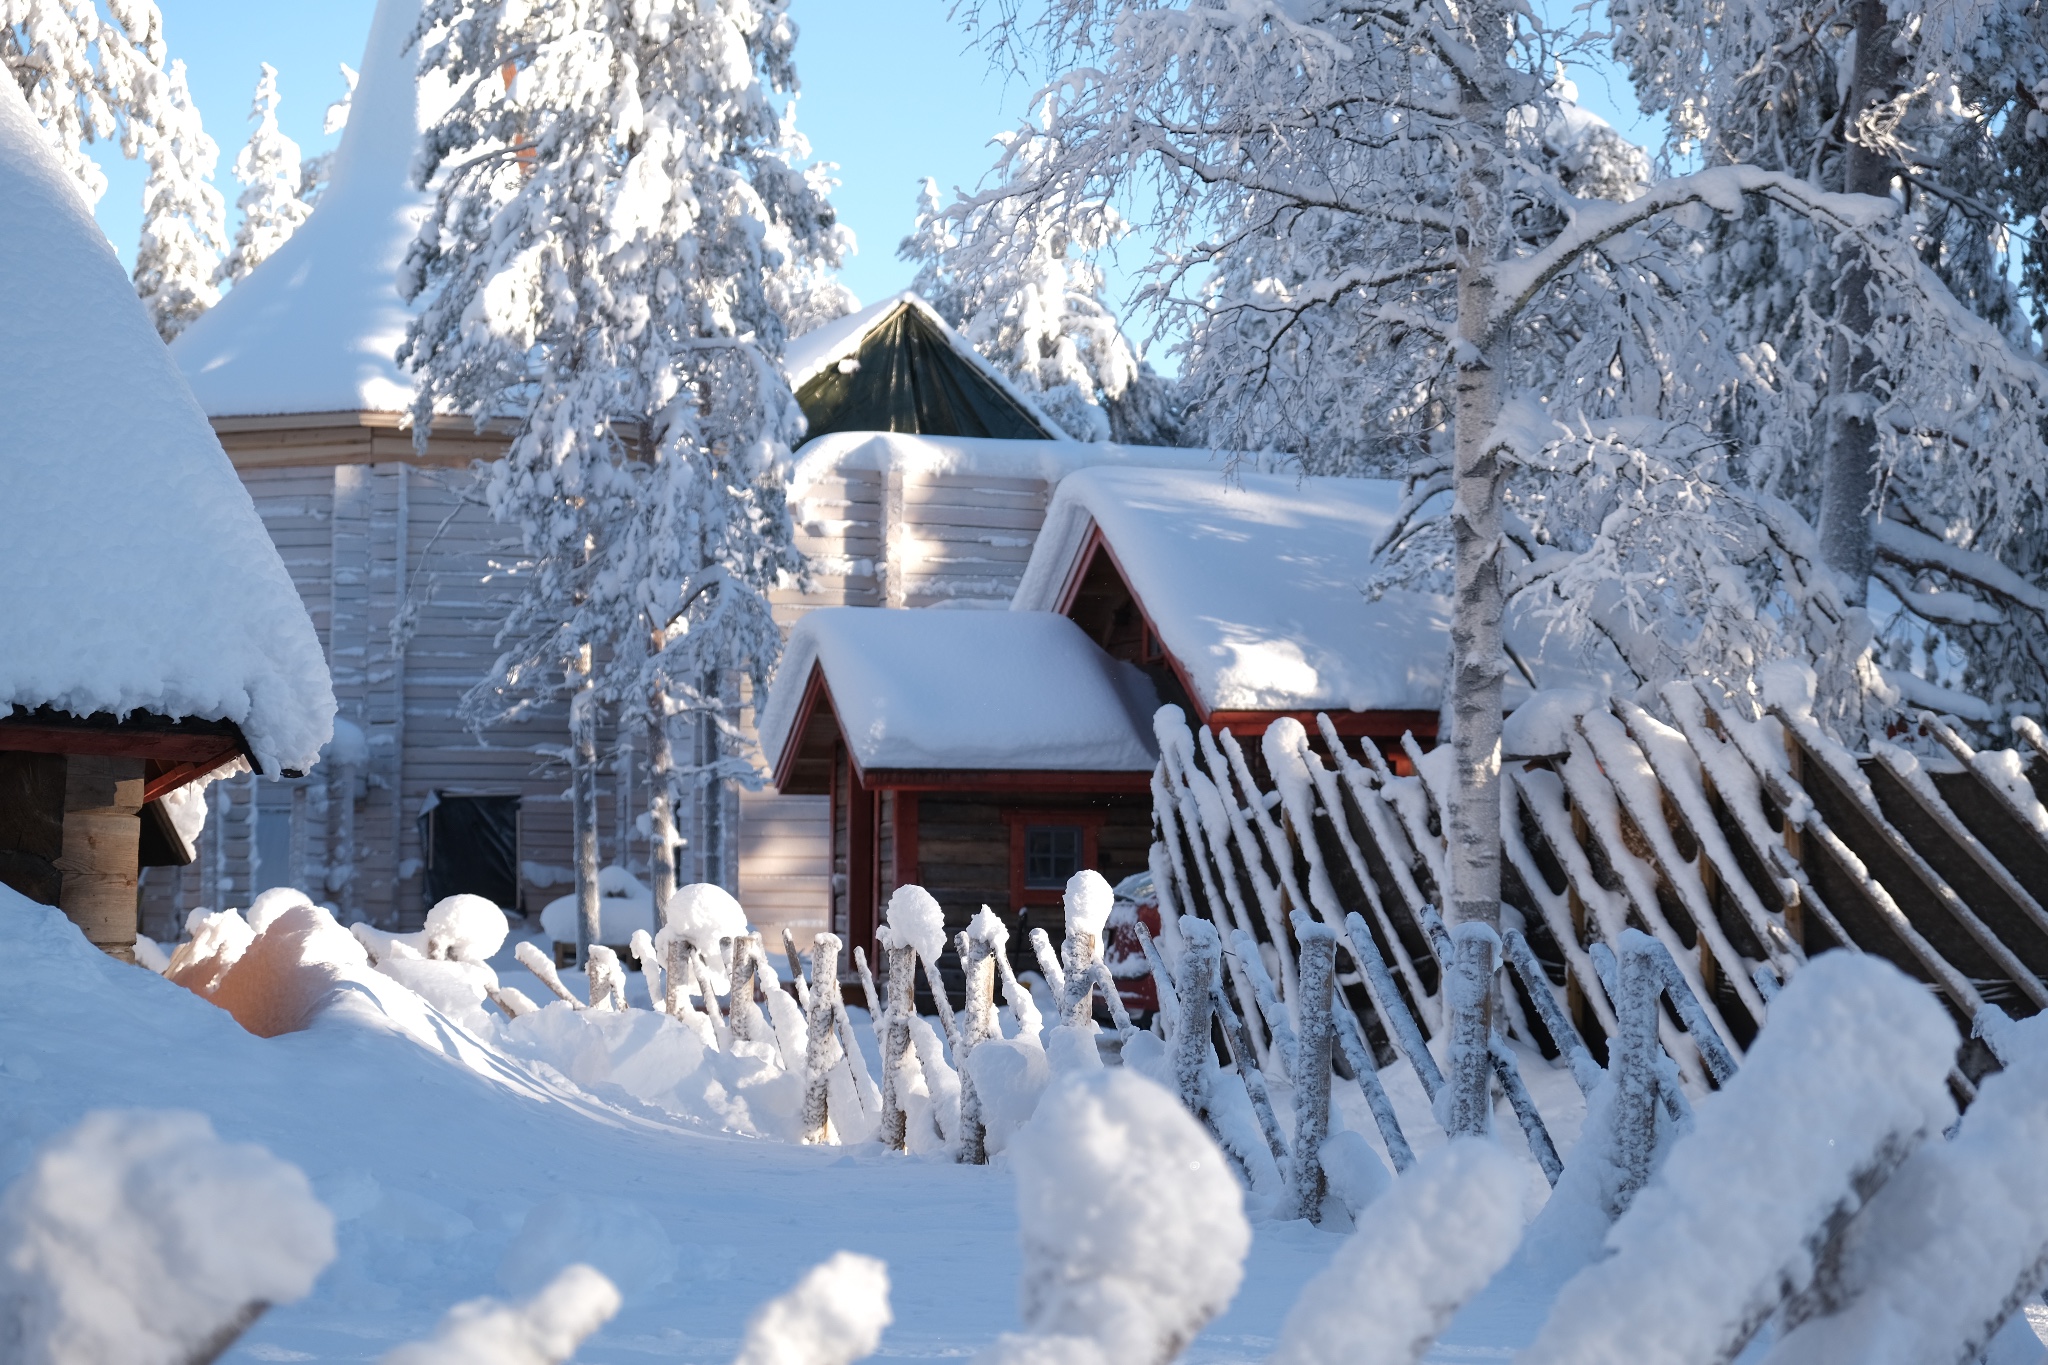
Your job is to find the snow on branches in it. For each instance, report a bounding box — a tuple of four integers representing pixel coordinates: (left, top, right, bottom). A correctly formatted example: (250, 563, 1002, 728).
(402, 0, 848, 764)
(219, 63, 312, 286)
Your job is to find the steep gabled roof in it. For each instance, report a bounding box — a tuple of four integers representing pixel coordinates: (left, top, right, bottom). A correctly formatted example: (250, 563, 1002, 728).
(0, 74, 334, 774)
(170, 0, 446, 417)
(758, 608, 1159, 790)
(1012, 467, 1625, 721)
(786, 292, 1061, 445)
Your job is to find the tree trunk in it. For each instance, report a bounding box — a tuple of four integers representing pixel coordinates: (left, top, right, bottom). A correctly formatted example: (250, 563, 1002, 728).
(1444, 23, 1513, 1125)
(570, 677, 601, 968)
(1817, 0, 1901, 606)
(647, 695, 677, 911)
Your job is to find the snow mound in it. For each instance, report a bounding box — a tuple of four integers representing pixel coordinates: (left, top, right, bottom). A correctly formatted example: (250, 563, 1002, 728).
(1003, 1068, 1249, 1363)
(884, 884, 949, 966)
(0, 69, 334, 774)
(1063, 869, 1114, 942)
(210, 902, 373, 1038)
(732, 1251, 893, 1365)
(540, 866, 656, 946)
(1504, 688, 1602, 758)
(165, 906, 256, 997)
(383, 1264, 621, 1365)
(0, 1109, 334, 1365)
(245, 885, 316, 934)
(1272, 1139, 1524, 1365)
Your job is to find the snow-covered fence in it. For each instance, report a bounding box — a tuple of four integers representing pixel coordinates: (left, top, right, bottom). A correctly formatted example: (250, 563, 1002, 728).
(1146, 676, 2048, 1184)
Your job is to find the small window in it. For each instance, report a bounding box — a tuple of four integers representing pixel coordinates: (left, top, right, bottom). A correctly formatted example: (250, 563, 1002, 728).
(1024, 825, 1084, 888)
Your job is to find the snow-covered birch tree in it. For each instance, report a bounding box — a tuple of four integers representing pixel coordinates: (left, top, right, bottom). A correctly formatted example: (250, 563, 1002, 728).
(219, 63, 312, 286)
(955, 0, 2048, 1110)
(401, 0, 850, 950)
(132, 57, 226, 340)
(1607, 0, 2048, 722)
(901, 155, 1182, 444)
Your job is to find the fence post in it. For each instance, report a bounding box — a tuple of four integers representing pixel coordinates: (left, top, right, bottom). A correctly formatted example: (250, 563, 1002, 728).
(1290, 915, 1337, 1222)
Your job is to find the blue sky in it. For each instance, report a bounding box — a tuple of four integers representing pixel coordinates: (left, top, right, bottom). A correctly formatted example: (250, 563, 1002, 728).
(91, 1, 1657, 330)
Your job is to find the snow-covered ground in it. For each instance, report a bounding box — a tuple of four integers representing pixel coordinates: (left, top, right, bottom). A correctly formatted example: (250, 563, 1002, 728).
(3, 885, 1404, 1362)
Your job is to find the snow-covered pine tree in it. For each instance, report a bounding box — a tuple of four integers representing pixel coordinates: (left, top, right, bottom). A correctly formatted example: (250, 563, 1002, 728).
(298, 62, 357, 209)
(900, 157, 1180, 444)
(401, 0, 848, 955)
(957, 0, 2048, 1111)
(131, 57, 227, 341)
(218, 63, 312, 286)
(1, 0, 168, 205)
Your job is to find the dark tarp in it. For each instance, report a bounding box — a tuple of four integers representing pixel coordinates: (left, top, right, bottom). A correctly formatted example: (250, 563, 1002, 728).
(796, 303, 1054, 445)
(421, 793, 520, 911)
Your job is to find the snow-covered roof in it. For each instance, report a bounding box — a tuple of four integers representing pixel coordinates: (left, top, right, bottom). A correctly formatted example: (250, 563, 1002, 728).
(1012, 467, 1622, 716)
(170, 0, 448, 416)
(0, 75, 334, 774)
(759, 608, 1160, 779)
(784, 429, 1223, 501)
(783, 291, 1063, 435)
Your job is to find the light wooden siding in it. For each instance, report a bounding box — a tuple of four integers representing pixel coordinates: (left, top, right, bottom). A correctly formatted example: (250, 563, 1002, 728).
(738, 789, 830, 953)
(893, 472, 1052, 609)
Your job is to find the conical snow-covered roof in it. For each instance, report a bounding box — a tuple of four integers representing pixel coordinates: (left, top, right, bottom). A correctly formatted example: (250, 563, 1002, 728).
(0, 75, 335, 773)
(171, 0, 445, 416)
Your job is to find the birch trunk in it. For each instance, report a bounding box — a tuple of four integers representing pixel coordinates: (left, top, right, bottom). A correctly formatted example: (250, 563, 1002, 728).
(1816, 0, 1901, 607)
(1443, 7, 1514, 1126)
(570, 674, 602, 968)
(801, 932, 845, 1144)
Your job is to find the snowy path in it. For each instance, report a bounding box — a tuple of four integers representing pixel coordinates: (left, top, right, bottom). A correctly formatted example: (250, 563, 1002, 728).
(0, 896, 1345, 1362)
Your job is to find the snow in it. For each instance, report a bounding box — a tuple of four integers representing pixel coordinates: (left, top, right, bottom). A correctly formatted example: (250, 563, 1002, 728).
(757, 608, 1161, 777)
(383, 1264, 621, 1365)
(169, 0, 453, 416)
(1270, 1139, 1525, 1365)
(731, 1252, 893, 1365)
(655, 882, 751, 991)
(885, 885, 951, 969)
(540, 866, 657, 947)
(1521, 951, 1961, 1365)
(1012, 467, 1624, 715)
(0, 1108, 334, 1364)
(1064, 870, 1115, 941)
(1762, 1011, 2048, 1365)
(0, 71, 335, 776)
(1001, 1068, 1250, 1364)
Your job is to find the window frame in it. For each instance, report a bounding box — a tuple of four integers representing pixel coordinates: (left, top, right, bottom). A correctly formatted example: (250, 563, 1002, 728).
(1001, 809, 1107, 910)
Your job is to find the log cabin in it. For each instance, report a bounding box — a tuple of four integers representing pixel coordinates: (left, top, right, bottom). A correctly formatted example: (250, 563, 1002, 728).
(0, 72, 333, 959)
(754, 463, 1626, 978)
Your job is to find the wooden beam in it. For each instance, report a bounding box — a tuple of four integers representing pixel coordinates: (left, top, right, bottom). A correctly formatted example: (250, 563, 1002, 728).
(0, 708, 249, 767)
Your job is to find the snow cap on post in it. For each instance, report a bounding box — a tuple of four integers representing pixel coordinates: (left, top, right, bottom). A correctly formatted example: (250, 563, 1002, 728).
(0, 72, 334, 775)
(998, 1067, 1249, 1365)
(0, 1109, 335, 1365)
(656, 883, 749, 989)
(883, 884, 948, 967)
(382, 1263, 622, 1365)
(1063, 869, 1114, 942)
(421, 893, 510, 963)
(731, 1252, 892, 1365)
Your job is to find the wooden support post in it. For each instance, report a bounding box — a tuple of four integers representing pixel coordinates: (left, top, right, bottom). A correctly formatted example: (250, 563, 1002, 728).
(57, 755, 144, 961)
(848, 778, 878, 971)
(0, 751, 67, 906)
